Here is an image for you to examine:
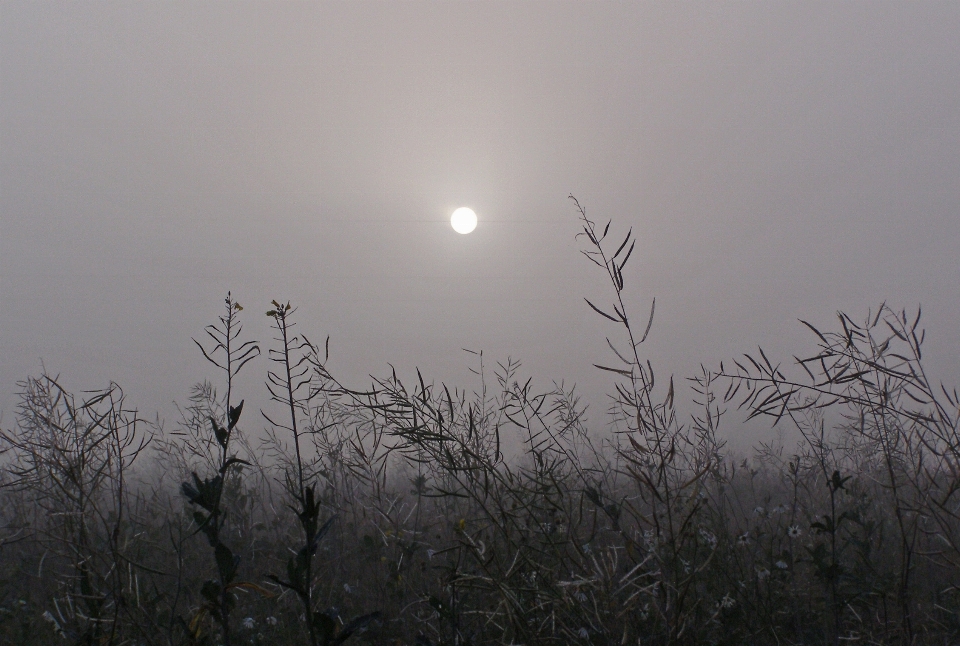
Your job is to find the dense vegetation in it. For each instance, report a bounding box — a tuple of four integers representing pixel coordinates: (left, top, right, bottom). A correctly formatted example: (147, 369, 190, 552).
(1, 199, 959, 646)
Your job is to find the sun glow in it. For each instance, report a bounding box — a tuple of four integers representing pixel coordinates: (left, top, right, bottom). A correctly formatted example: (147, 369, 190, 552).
(450, 207, 477, 234)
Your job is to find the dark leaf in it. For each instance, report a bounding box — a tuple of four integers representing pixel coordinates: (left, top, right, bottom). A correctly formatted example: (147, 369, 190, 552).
(593, 364, 633, 377)
(638, 298, 656, 344)
(332, 612, 381, 645)
(200, 580, 221, 605)
(219, 457, 251, 474)
(613, 228, 633, 259)
(313, 611, 337, 643)
(211, 417, 228, 448)
(228, 400, 244, 430)
(215, 543, 239, 583)
(584, 298, 621, 323)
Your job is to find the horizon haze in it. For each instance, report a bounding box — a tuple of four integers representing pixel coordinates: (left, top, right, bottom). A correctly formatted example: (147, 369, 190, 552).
(2, 1, 959, 451)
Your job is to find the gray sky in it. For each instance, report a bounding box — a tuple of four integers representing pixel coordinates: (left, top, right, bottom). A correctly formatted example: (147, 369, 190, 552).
(2, 1, 959, 449)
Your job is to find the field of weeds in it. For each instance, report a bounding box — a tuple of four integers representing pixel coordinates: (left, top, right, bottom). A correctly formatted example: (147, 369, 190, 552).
(1, 203, 959, 646)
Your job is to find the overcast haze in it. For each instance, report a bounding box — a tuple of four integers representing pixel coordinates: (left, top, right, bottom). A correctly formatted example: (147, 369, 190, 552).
(2, 1, 959, 449)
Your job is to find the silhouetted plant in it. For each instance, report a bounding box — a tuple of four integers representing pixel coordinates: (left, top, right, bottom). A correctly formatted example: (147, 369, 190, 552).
(572, 194, 725, 643)
(714, 304, 960, 645)
(180, 293, 260, 646)
(0, 374, 150, 645)
(263, 300, 379, 645)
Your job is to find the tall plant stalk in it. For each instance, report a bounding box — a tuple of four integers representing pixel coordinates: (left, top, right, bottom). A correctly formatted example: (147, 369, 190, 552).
(181, 293, 259, 646)
(263, 301, 384, 646)
(264, 301, 327, 646)
(572, 195, 718, 643)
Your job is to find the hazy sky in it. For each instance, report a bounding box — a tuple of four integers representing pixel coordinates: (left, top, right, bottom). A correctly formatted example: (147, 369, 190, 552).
(2, 1, 959, 449)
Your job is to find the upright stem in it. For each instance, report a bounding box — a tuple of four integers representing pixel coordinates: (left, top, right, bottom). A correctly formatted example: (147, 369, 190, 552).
(277, 311, 305, 499)
(268, 303, 317, 646)
(218, 300, 236, 646)
(829, 482, 839, 646)
(189, 293, 259, 646)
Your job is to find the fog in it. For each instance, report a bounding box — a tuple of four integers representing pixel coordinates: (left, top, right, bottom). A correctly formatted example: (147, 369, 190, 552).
(2, 1, 959, 451)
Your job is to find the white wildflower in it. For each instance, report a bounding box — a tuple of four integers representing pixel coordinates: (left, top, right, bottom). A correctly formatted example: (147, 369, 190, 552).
(266, 616, 278, 626)
(343, 583, 353, 594)
(241, 617, 255, 630)
(719, 594, 735, 609)
(639, 603, 650, 620)
(578, 627, 589, 639)
(775, 560, 788, 570)
(753, 506, 765, 517)
(736, 532, 750, 546)
(643, 530, 658, 550)
(787, 525, 802, 538)
(698, 528, 717, 548)
(42, 610, 65, 637)
(756, 567, 770, 580)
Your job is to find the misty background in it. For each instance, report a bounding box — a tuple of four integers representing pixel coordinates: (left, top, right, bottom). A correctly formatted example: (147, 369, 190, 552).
(2, 1, 958, 452)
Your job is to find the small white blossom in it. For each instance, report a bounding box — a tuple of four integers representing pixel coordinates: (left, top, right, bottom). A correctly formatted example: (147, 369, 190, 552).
(775, 560, 788, 570)
(787, 525, 802, 538)
(241, 617, 255, 630)
(42, 611, 65, 638)
(343, 583, 353, 594)
(719, 594, 736, 609)
(736, 532, 750, 546)
(753, 506, 765, 517)
(639, 603, 650, 620)
(698, 528, 717, 548)
(578, 627, 589, 639)
(756, 567, 770, 580)
(642, 530, 658, 550)
(265, 616, 278, 626)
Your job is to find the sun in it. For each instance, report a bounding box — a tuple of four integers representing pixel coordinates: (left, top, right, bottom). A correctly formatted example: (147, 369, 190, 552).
(450, 207, 477, 234)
